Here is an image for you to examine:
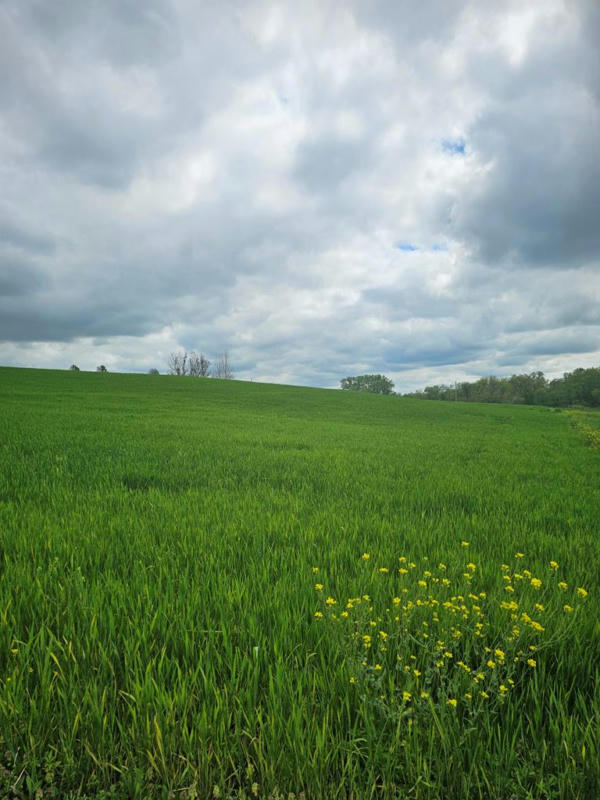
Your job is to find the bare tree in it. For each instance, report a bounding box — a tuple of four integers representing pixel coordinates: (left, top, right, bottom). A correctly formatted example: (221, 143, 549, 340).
(188, 351, 211, 377)
(167, 351, 188, 376)
(212, 351, 233, 379)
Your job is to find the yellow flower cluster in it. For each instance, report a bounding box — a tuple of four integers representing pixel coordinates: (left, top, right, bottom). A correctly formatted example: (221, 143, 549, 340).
(312, 546, 589, 715)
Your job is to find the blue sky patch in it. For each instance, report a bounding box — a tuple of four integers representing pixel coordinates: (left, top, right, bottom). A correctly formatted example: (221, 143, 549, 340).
(441, 137, 466, 155)
(395, 242, 418, 251)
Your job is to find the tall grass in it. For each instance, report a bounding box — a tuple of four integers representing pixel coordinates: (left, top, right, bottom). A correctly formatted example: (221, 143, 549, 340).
(0, 367, 598, 798)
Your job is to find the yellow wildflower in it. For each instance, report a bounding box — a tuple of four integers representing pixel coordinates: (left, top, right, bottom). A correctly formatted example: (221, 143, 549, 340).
(530, 578, 542, 589)
(325, 596, 336, 605)
(515, 552, 524, 559)
(460, 541, 469, 547)
(379, 567, 389, 573)
(315, 583, 323, 591)
(314, 611, 323, 618)
(558, 581, 567, 591)
(361, 553, 370, 560)
(349, 676, 357, 684)
(447, 698, 457, 707)
(563, 604, 573, 613)
(577, 587, 588, 598)
(466, 563, 476, 572)
(527, 659, 536, 668)
(402, 691, 412, 701)
(549, 561, 558, 570)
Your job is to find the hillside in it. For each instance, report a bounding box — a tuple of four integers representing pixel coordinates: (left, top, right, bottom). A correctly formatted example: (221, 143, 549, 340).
(0, 368, 598, 798)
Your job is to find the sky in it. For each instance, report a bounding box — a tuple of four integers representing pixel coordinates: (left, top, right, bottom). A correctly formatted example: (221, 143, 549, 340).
(1, 0, 599, 391)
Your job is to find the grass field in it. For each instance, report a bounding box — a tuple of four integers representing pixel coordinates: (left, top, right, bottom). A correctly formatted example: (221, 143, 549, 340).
(0, 367, 598, 799)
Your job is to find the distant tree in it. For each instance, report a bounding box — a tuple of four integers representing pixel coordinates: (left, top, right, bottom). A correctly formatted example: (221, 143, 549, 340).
(509, 371, 547, 404)
(188, 351, 211, 377)
(168, 350, 211, 377)
(340, 374, 394, 395)
(168, 351, 188, 376)
(148, 368, 160, 375)
(69, 364, 80, 372)
(212, 351, 233, 379)
(96, 365, 108, 373)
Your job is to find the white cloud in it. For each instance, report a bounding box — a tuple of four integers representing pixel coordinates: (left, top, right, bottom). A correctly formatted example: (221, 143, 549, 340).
(0, 0, 598, 389)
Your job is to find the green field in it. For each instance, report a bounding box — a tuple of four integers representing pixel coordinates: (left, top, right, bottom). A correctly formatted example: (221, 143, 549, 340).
(0, 367, 598, 799)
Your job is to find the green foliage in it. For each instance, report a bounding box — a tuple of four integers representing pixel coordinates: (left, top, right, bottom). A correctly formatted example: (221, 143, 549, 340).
(340, 373, 394, 394)
(408, 366, 600, 407)
(0, 367, 598, 798)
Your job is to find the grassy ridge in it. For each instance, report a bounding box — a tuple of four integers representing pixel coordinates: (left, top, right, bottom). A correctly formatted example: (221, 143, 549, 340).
(0, 367, 598, 799)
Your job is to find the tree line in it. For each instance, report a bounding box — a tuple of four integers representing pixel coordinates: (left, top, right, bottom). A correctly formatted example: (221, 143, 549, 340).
(340, 374, 394, 394)
(167, 351, 233, 379)
(404, 367, 600, 407)
(67, 351, 234, 379)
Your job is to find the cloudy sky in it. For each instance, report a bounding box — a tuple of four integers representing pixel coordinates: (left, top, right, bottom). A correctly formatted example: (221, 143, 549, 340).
(1, 0, 599, 390)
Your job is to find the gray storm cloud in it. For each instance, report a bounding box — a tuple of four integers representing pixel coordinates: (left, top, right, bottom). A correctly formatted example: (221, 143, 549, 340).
(0, 0, 598, 388)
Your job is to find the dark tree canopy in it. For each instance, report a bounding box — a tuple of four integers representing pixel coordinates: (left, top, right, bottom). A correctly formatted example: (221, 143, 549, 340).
(405, 367, 600, 407)
(340, 374, 394, 395)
